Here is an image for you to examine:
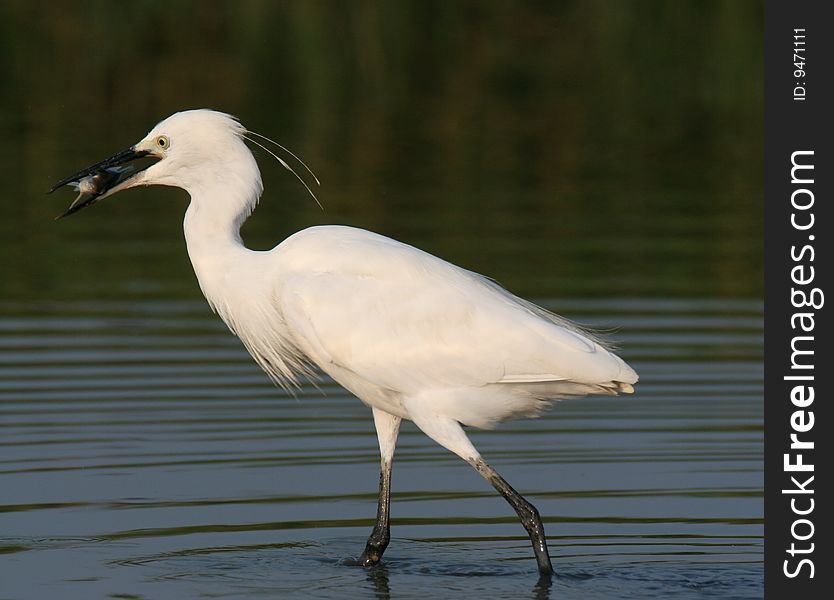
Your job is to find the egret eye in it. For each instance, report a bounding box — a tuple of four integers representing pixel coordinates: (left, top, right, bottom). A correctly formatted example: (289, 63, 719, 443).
(156, 136, 170, 149)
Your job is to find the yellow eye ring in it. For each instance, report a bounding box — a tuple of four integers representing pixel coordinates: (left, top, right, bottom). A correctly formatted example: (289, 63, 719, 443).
(156, 135, 170, 149)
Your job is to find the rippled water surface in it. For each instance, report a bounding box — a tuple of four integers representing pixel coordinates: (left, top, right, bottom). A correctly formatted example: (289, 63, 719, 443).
(0, 298, 762, 599)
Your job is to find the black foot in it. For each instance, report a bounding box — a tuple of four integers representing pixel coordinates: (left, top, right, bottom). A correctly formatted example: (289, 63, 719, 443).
(359, 531, 389, 567)
(359, 545, 384, 567)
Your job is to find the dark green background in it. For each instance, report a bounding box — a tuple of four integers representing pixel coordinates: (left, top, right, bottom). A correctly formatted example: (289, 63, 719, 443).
(1, 1, 763, 302)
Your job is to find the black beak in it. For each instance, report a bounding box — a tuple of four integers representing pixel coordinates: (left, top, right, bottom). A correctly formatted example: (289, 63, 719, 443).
(49, 147, 155, 219)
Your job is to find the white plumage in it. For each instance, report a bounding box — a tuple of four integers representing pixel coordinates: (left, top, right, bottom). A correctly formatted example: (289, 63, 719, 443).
(274, 226, 635, 426)
(53, 109, 638, 579)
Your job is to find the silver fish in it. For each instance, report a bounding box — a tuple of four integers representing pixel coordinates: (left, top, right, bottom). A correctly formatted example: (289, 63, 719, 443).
(53, 166, 132, 220)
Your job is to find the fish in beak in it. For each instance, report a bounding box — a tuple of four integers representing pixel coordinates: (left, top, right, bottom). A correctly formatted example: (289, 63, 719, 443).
(48, 146, 160, 219)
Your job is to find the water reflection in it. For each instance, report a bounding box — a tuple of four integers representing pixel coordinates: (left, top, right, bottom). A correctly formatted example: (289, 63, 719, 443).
(0, 298, 762, 598)
(365, 564, 392, 600)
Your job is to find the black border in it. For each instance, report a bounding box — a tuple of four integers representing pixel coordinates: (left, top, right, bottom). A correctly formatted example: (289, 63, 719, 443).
(765, 1, 832, 596)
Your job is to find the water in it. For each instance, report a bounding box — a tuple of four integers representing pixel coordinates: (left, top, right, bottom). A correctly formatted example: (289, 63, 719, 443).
(1, 2, 763, 597)
(0, 298, 762, 599)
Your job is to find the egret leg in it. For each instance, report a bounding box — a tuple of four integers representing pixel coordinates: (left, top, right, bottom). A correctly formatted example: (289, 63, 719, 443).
(360, 408, 401, 566)
(469, 457, 554, 578)
(403, 403, 554, 578)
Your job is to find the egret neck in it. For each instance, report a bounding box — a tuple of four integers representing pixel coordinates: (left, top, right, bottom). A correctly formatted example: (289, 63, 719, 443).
(182, 138, 264, 310)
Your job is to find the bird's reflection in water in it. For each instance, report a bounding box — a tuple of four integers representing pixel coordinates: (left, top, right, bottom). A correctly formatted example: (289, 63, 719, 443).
(361, 562, 555, 600)
(365, 564, 391, 600)
(533, 574, 553, 600)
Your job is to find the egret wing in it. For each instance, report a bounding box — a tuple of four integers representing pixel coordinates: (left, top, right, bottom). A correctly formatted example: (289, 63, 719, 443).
(276, 227, 634, 395)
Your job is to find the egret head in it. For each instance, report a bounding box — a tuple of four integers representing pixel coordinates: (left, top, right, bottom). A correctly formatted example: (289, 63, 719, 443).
(50, 109, 263, 218)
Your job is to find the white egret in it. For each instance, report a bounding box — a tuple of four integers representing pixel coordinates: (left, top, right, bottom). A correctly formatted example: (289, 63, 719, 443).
(50, 109, 638, 580)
